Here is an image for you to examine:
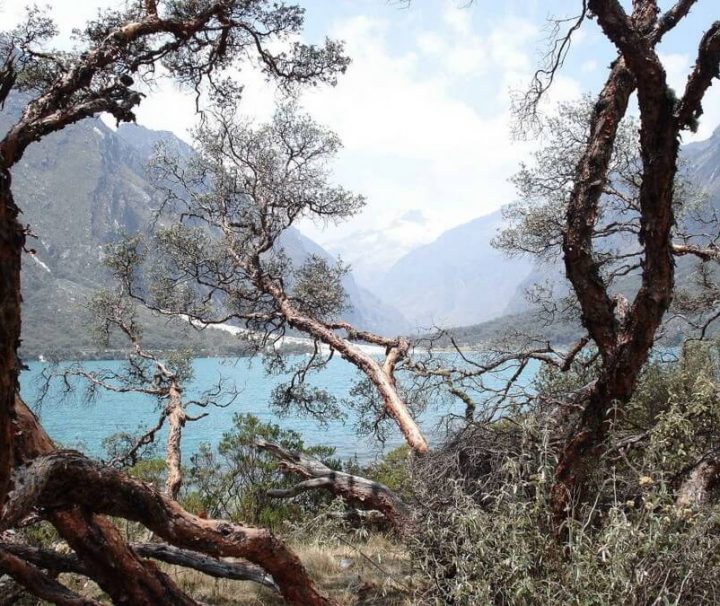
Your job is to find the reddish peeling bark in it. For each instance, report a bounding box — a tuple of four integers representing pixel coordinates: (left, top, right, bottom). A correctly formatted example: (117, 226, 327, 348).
(0, 547, 101, 606)
(51, 511, 199, 606)
(552, 58, 638, 520)
(11, 396, 199, 606)
(561, 59, 635, 357)
(0, 172, 22, 508)
(5, 451, 335, 606)
(551, 0, 720, 524)
(259, 275, 428, 454)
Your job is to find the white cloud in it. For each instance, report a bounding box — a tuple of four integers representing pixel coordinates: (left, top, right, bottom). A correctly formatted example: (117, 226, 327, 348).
(296, 12, 581, 277)
(1, 0, 585, 280)
(659, 52, 690, 92)
(442, 3, 472, 37)
(129, 63, 280, 142)
(417, 11, 536, 78)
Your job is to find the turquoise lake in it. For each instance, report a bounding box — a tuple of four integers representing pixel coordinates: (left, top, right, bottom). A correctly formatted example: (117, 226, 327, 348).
(19, 356, 538, 463)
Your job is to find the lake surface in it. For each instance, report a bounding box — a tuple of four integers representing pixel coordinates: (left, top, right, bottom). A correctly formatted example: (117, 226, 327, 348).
(19, 355, 538, 463)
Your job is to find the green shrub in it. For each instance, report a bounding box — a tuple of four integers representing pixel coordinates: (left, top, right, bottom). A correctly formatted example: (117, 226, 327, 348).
(412, 475, 720, 605)
(184, 413, 338, 529)
(410, 343, 720, 605)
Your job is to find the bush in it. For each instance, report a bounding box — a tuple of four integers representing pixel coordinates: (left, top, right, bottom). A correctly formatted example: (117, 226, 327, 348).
(412, 476, 720, 605)
(184, 413, 339, 529)
(410, 343, 720, 605)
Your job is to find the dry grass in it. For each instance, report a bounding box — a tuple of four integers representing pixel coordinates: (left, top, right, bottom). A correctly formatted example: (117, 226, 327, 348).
(173, 535, 412, 606)
(59, 534, 413, 606)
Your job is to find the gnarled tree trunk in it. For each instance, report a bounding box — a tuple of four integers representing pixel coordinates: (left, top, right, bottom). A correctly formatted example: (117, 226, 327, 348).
(0, 169, 22, 509)
(5, 450, 335, 606)
(550, 1, 720, 525)
(11, 396, 199, 605)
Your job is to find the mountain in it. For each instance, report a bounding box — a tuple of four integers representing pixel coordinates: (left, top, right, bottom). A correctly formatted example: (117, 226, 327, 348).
(372, 124, 720, 333)
(506, 126, 720, 308)
(317, 209, 448, 287)
(374, 210, 534, 330)
(276, 228, 409, 333)
(2, 100, 406, 358)
(682, 125, 720, 199)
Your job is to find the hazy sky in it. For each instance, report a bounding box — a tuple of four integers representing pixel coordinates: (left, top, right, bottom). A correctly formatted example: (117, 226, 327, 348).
(2, 1, 719, 278)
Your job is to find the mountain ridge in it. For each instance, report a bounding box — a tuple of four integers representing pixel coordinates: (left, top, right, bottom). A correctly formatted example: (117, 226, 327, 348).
(372, 209, 534, 329)
(4, 103, 407, 358)
(373, 123, 720, 333)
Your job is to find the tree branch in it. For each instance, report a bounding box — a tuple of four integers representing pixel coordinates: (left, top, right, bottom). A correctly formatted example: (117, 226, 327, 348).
(654, 0, 698, 40)
(672, 242, 720, 262)
(0, 540, 280, 593)
(562, 59, 635, 357)
(11, 396, 198, 605)
(4, 451, 335, 606)
(676, 21, 720, 131)
(256, 438, 414, 534)
(588, 1, 637, 53)
(134, 543, 279, 591)
(0, 547, 101, 606)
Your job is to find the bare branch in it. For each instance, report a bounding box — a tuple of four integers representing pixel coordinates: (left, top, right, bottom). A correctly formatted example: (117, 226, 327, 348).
(256, 438, 414, 534)
(672, 242, 720, 262)
(562, 59, 635, 357)
(133, 543, 279, 591)
(676, 21, 720, 131)
(654, 0, 699, 40)
(0, 547, 101, 606)
(4, 451, 334, 606)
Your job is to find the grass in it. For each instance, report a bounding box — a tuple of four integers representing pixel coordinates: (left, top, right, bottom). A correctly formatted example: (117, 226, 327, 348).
(175, 535, 412, 606)
(61, 534, 413, 606)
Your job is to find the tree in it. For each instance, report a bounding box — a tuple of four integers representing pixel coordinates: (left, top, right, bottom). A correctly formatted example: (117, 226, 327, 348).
(400, 0, 720, 531)
(110, 102, 429, 454)
(526, 0, 720, 523)
(0, 2, 349, 604)
(185, 413, 337, 525)
(40, 290, 239, 500)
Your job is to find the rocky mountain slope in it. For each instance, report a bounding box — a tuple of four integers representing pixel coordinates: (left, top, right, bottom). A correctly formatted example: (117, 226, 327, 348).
(2, 101, 406, 358)
(376, 125, 720, 332)
(373, 210, 533, 330)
